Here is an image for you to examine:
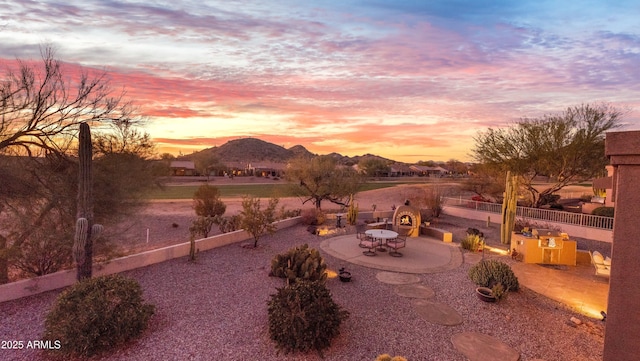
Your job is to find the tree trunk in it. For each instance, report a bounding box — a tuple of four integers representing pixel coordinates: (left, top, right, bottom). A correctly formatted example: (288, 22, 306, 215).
(76, 122, 94, 281)
(500, 171, 518, 245)
(0, 235, 8, 284)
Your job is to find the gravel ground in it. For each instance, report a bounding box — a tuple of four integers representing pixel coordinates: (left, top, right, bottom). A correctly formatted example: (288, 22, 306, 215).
(0, 221, 605, 361)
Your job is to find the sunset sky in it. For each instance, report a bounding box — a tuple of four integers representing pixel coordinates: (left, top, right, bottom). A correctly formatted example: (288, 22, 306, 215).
(2, 1, 640, 162)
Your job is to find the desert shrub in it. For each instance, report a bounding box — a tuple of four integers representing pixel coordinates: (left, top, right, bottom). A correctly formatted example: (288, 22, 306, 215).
(216, 214, 242, 233)
(188, 216, 216, 261)
(12, 225, 72, 277)
(240, 196, 279, 248)
(419, 208, 434, 222)
(189, 216, 215, 238)
(300, 208, 326, 225)
(279, 206, 302, 220)
(592, 206, 614, 217)
(267, 280, 348, 356)
(43, 274, 154, 358)
(193, 184, 226, 217)
(460, 234, 483, 252)
(424, 187, 444, 217)
(270, 244, 327, 285)
(468, 259, 519, 292)
(539, 193, 560, 206)
(513, 219, 560, 233)
(579, 193, 593, 202)
(466, 227, 484, 237)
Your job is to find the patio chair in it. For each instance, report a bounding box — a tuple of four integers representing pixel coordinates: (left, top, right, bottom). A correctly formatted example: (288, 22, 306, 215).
(359, 234, 381, 256)
(386, 227, 409, 257)
(590, 251, 611, 278)
(356, 224, 368, 246)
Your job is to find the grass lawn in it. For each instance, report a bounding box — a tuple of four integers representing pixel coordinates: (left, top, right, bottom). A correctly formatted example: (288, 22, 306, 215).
(146, 182, 406, 199)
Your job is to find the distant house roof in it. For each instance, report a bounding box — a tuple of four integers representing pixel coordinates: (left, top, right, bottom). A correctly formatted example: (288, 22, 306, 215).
(410, 165, 448, 173)
(390, 164, 413, 173)
(170, 160, 195, 170)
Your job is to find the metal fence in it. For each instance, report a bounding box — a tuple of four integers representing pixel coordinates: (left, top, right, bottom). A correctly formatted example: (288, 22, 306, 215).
(442, 197, 614, 230)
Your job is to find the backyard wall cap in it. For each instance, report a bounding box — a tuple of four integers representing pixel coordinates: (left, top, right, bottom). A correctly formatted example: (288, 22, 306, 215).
(606, 130, 640, 164)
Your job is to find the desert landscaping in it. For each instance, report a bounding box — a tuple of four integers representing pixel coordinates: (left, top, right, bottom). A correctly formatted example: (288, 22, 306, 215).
(0, 180, 609, 360)
(112, 179, 447, 252)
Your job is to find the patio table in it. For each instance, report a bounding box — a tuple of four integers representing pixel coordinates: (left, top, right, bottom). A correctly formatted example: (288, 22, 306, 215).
(365, 229, 398, 252)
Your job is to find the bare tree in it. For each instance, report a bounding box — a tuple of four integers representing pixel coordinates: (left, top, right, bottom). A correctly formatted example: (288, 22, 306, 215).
(0, 46, 155, 283)
(0, 46, 136, 156)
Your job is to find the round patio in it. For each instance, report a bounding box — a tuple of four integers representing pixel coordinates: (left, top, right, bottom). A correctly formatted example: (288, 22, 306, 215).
(320, 234, 463, 274)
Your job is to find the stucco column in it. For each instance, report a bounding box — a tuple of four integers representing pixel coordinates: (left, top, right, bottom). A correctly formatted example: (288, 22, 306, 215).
(603, 130, 640, 360)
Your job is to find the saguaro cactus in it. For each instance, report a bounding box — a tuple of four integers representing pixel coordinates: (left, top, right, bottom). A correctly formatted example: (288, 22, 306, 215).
(346, 194, 358, 226)
(74, 122, 102, 281)
(73, 218, 103, 269)
(500, 171, 518, 245)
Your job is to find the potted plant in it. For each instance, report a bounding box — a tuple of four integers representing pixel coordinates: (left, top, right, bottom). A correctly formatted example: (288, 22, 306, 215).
(469, 259, 519, 303)
(475, 287, 496, 302)
(338, 267, 352, 282)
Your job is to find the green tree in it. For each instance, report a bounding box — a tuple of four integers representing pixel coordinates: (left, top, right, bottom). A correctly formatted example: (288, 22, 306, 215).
(191, 150, 223, 179)
(286, 156, 362, 209)
(240, 196, 279, 248)
(416, 160, 436, 167)
(358, 158, 390, 177)
(445, 159, 467, 175)
(462, 163, 506, 201)
(192, 185, 227, 217)
(472, 103, 622, 207)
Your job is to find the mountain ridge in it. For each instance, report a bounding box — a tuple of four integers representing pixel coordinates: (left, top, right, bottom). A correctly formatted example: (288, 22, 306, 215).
(182, 137, 398, 165)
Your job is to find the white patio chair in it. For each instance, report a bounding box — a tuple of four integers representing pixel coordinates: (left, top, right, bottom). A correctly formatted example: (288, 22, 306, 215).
(590, 250, 611, 278)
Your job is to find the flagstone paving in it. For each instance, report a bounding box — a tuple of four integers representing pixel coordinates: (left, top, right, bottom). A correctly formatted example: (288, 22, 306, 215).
(393, 283, 436, 299)
(375, 271, 421, 284)
(413, 299, 464, 326)
(451, 332, 520, 361)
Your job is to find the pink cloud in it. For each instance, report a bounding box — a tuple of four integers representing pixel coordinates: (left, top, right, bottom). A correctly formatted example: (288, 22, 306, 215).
(4, 1, 639, 163)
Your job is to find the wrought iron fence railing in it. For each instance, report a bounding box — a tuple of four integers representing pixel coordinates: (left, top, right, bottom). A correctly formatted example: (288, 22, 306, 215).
(442, 197, 613, 230)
